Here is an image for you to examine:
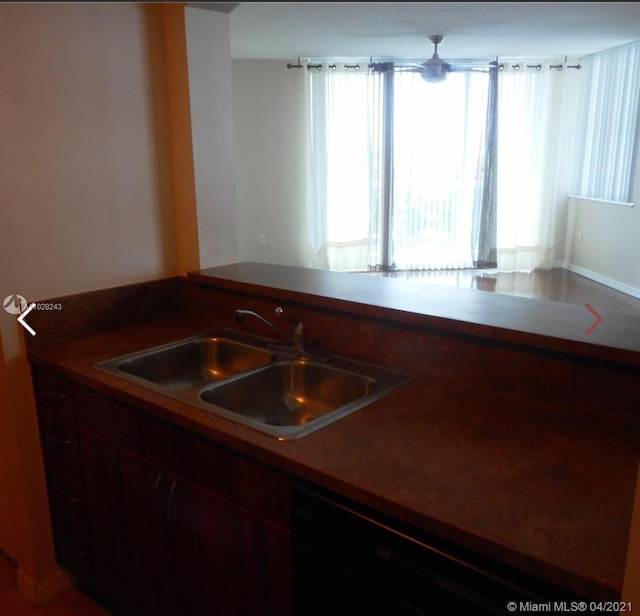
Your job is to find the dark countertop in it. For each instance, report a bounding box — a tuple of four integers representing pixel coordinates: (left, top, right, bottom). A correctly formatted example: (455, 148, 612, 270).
(190, 262, 640, 366)
(24, 264, 640, 601)
(28, 313, 640, 601)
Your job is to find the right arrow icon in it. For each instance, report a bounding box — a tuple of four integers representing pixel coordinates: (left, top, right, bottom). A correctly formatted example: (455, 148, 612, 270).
(584, 303, 603, 335)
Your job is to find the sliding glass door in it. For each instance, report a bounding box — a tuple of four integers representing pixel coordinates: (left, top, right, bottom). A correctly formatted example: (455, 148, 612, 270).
(304, 60, 565, 274)
(392, 70, 493, 270)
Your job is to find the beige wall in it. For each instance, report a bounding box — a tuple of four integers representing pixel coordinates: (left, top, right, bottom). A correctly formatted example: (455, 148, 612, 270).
(232, 60, 307, 266)
(564, 196, 640, 297)
(0, 1, 183, 601)
(0, 3, 178, 306)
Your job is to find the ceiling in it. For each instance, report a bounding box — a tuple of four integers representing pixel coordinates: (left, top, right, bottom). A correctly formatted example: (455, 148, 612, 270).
(206, 1, 640, 62)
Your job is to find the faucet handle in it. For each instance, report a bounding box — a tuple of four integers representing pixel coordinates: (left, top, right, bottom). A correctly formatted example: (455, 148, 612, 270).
(274, 306, 301, 326)
(274, 307, 305, 351)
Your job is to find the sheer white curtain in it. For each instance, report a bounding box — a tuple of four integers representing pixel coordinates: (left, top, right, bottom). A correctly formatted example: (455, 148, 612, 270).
(496, 63, 568, 271)
(392, 71, 490, 270)
(305, 66, 491, 272)
(571, 41, 640, 204)
(304, 61, 571, 274)
(304, 67, 384, 271)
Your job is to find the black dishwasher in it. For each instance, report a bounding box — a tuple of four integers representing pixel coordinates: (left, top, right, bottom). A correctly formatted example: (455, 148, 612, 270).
(291, 484, 588, 615)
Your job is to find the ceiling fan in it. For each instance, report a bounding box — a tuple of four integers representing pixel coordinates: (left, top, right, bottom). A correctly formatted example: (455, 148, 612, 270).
(372, 35, 490, 83)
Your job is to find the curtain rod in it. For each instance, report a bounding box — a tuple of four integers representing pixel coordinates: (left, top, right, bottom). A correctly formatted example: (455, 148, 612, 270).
(287, 58, 582, 71)
(287, 58, 367, 71)
(499, 62, 582, 71)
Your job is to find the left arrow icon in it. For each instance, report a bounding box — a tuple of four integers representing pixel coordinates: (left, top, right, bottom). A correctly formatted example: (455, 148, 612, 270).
(18, 303, 36, 336)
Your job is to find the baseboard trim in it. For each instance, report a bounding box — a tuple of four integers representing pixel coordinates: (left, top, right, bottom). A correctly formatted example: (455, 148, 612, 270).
(564, 263, 640, 300)
(16, 565, 75, 606)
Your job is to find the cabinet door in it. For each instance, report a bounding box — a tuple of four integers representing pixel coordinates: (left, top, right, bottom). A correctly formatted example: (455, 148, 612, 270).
(119, 449, 179, 616)
(172, 476, 293, 616)
(80, 425, 293, 616)
(119, 450, 293, 616)
(82, 428, 179, 616)
(80, 428, 132, 611)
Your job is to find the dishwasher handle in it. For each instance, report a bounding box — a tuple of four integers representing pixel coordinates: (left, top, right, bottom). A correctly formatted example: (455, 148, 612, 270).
(375, 545, 501, 613)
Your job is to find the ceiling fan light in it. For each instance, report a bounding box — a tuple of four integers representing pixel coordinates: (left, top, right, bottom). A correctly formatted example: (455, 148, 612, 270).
(421, 55, 450, 83)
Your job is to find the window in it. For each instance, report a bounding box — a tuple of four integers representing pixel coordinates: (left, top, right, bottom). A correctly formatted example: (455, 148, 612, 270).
(305, 64, 496, 272)
(571, 41, 640, 204)
(305, 60, 570, 273)
(391, 70, 493, 271)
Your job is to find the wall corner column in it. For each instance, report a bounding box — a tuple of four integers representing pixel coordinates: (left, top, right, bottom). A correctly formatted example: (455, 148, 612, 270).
(160, 3, 201, 275)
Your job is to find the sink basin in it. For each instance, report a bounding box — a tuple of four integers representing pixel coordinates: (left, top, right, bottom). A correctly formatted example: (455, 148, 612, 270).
(95, 329, 413, 440)
(100, 335, 275, 389)
(200, 360, 376, 427)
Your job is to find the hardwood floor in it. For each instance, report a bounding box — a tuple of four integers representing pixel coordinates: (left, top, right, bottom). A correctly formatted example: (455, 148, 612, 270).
(373, 267, 640, 316)
(0, 552, 111, 616)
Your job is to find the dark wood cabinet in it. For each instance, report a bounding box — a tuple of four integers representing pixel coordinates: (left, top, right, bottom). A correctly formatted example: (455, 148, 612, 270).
(79, 426, 130, 609)
(167, 470, 293, 616)
(33, 369, 93, 585)
(121, 451, 184, 616)
(33, 366, 294, 616)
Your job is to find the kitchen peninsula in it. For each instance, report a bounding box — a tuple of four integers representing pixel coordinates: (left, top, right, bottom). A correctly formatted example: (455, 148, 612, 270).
(25, 262, 640, 611)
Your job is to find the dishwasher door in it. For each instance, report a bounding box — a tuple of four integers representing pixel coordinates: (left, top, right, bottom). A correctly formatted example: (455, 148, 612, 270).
(291, 484, 586, 616)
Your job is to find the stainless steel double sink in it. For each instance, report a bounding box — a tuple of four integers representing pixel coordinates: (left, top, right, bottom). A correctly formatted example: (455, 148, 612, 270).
(95, 329, 413, 440)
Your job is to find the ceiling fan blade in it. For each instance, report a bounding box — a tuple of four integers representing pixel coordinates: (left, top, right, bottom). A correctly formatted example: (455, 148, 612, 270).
(369, 33, 495, 80)
(448, 65, 491, 73)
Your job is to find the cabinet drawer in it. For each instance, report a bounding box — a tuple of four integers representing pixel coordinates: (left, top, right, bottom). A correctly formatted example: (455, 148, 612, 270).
(47, 468, 89, 541)
(47, 469, 92, 585)
(40, 411, 82, 479)
(55, 536, 92, 585)
(75, 387, 142, 452)
(33, 369, 75, 419)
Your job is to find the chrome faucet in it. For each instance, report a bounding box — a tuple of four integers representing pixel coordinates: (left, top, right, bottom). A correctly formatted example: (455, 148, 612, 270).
(235, 307, 305, 352)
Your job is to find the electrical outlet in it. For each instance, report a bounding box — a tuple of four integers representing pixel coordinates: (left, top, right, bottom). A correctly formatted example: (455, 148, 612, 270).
(578, 230, 583, 243)
(258, 235, 266, 246)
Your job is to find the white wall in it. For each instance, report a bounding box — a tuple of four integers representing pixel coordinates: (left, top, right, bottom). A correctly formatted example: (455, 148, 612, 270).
(229, 59, 594, 275)
(0, 2, 177, 599)
(185, 7, 238, 269)
(231, 60, 307, 266)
